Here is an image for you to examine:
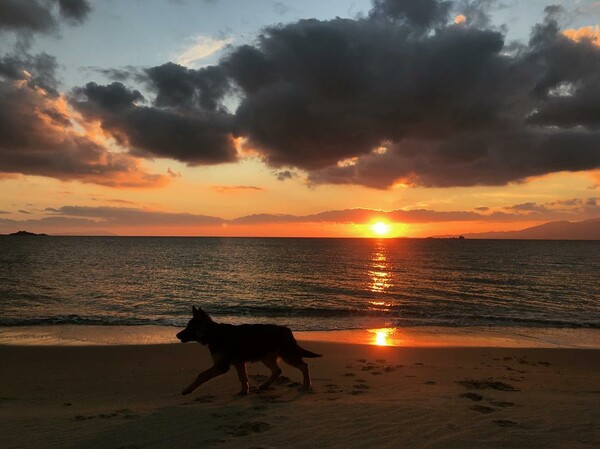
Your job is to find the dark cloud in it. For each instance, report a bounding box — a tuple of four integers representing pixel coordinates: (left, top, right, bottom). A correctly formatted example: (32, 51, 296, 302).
(71, 0, 600, 188)
(505, 202, 550, 213)
(369, 0, 452, 28)
(0, 0, 153, 187)
(275, 170, 296, 181)
(0, 71, 166, 186)
(0, 0, 90, 33)
(0, 52, 60, 96)
(233, 208, 483, 225)
(71, 80, 237, 165)
(44, 206, 225, 226)
(210, 185, 266, 193)
(3, 0, 599, 189)
(56, 0, 91, 24)
(0, 0, 55, 34)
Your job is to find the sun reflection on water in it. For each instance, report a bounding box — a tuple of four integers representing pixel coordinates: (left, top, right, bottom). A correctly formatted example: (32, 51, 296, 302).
(368, 240, 392, 294)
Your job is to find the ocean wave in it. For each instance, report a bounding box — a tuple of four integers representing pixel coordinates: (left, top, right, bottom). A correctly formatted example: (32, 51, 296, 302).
(1, 311, 598, 329)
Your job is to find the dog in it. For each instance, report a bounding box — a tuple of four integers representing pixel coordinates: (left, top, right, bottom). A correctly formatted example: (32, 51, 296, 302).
(176, 306, 322, 396)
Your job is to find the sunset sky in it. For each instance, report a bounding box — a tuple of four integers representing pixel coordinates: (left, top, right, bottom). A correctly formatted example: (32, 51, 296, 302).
(1, 0, 600, 237)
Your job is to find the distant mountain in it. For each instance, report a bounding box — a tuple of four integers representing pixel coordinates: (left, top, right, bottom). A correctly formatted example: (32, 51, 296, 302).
(3, 230, 49, 236)
(441, 218, 600, 240)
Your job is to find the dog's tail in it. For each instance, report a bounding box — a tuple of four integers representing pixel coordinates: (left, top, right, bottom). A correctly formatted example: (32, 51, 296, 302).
(298, 345, 322, 358)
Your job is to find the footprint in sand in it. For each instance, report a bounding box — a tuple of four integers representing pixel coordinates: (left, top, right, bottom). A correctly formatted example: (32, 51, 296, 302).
(493, 419, 518, 427)
(489, 400, 515, 407)
(353, 383, 369, 390)
(342, 372, 356, 377)
(469, 405, 496, 414)
(220, 421, 272, 437)
(456, 379, 520, 392)
(194, 395, 216, 403)
(259, 394, 287, 404)
(324, 383, 344, 394)
(423, 381, 436, 385)
(73, 409, 140, 421)
(375, 359, 386, 363)
(356, 359, 367, 363)
(274, 376, 292, 385)
(460, 392, 483, 401)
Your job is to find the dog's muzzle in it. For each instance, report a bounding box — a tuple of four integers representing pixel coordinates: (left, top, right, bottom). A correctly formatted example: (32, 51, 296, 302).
(176, 330, 190, 342)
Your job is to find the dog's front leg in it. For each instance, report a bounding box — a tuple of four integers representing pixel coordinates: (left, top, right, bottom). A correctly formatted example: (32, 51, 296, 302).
(181, 364, 229, 395)
(233, 362, 249, 396)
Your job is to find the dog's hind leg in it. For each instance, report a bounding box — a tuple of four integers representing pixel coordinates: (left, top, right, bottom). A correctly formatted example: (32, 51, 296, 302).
(258, 354, 282, 391)
(181, 363, 229, 396)
(281, 355, 311, 390)
(234, 362, 249, 396)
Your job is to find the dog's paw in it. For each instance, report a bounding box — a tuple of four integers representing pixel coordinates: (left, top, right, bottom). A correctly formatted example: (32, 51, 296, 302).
(181, 389, 192, 396)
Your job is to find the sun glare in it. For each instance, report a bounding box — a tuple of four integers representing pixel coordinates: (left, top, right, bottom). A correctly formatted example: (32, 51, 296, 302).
(370, 328, 396, 346)
(371, 221, 390, 236)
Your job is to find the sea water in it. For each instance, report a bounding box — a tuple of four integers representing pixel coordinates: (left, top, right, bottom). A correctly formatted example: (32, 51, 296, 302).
(1, 237, 598, 336)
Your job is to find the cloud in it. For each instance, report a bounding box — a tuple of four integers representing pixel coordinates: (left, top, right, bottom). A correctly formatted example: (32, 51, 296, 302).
(174, 35, 234, 67)
(45, 205, 225, 226)
(0, 0, 168, 187)
(563, 25, 600, 46)
(2, 1, 598, 190)
(505, 202, 550, 213)
(0, 72, 167, 187)
(0, 0, 91, 34)
(71, 81, 237, 165)
(232, 208, 483, 225)
(275, 170, 297, 181)
(65, 1, 600, 189)
(2, 196, 599, 234)
(210, 185, 266, 193)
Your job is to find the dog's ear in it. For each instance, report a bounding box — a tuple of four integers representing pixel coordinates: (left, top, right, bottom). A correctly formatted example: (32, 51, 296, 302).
(192, 306, 212, 322)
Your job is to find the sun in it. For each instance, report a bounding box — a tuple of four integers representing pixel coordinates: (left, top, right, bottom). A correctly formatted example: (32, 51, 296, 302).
(371, 221, 390, 236)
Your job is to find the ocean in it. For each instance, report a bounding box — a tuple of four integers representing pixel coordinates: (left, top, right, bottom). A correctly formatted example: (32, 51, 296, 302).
(1, 237, 599, 335)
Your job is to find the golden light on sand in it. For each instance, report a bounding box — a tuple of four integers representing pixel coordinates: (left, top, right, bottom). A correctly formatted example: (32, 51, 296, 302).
(370, 328, 396, 346)
(371, 221, 390, 236)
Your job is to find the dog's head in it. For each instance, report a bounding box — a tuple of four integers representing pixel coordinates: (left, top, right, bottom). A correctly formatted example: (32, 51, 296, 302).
(176, 306, 214, 344)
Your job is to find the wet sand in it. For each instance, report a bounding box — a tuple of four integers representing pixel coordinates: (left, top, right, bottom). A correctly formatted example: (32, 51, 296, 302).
(1, 340, 599, 449)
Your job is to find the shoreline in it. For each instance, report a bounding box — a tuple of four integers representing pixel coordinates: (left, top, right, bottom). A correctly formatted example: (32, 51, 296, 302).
(1, 324, 599, 348)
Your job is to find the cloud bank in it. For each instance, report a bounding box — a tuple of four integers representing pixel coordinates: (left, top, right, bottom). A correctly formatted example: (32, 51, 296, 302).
(2, 0, 600, 189)
(0, 0, 166, 186)
(1, 196, 597, 233)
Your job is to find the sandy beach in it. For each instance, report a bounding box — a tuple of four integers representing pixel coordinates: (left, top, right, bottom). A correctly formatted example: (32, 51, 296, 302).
(1, 337, 599, 449)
